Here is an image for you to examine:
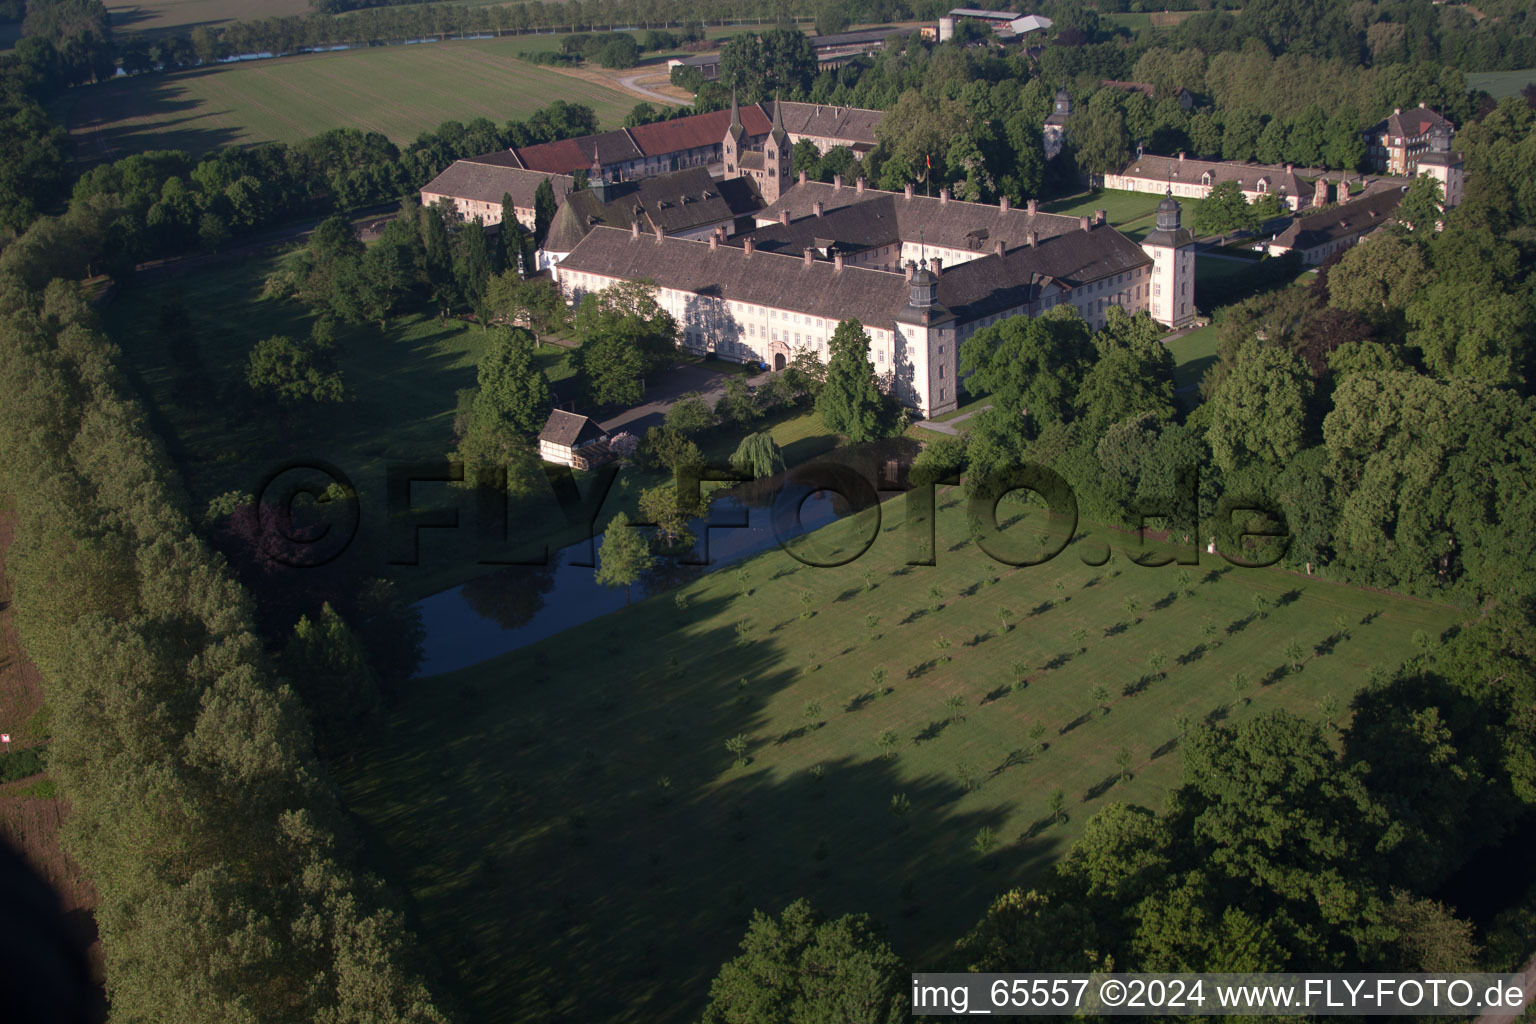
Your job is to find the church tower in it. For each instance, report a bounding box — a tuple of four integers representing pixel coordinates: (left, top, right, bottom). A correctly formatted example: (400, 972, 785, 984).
(722, 88, 745, 178)
(1140, 191, 1195, 328)
(761, 91, 792, 204)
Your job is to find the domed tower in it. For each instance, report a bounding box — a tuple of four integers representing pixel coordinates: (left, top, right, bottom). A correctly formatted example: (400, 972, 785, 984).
(761, 91, 792, 204)
(895, 259, 957, 418)
(1043, 87, 1071, 160)
(1140, 191, 1195, 328)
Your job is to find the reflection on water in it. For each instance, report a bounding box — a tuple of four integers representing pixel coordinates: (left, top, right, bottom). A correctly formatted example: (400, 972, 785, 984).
(414, 492, 841, 677)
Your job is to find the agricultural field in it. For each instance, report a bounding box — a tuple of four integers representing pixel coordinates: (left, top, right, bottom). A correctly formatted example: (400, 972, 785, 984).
(336, 498, 1461, 1023)
(107, 0, 313, 35)
(1468, 68, 1536, 99)
(64, 36, 641, 160)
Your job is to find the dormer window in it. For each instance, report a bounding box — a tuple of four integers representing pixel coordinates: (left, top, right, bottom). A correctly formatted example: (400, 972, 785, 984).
(1201, 171, 1212, 186)
(1256, 178, 1268, 193)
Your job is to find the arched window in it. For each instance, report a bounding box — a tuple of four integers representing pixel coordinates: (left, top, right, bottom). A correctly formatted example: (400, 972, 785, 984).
(1201, 171, 1212, 186)
(1256, 178, 1268, 194)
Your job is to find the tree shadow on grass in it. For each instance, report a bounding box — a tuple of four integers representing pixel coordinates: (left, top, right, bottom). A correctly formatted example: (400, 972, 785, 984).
(1261, 665, 1288, 687)
(1029, 600, 1054, 617)
(1058, 711, 1095, 735)
(981, 685, 1012, 705)
(1082, 774, 1126, 802)
(1041, 652, 1073, 671)
(833, 587, 861, 603)
(1226, 615, 1254, 637)
(1152, 591, 1178, 611)
(844, 691, 877, 713)
(900, 608, 929, 626)
(913, 719, 953, 744)
(1177, 644, 1207, 667)
(1204, 704, 1231, 725)
(1151, 736, 1179, 760)
(1104, 621, 1129, 638)
(963, 631, 990, 648)
(907, 660, 938, 679)
(1021, 815, 1066, 840)
(1276, 588, 1302, 607)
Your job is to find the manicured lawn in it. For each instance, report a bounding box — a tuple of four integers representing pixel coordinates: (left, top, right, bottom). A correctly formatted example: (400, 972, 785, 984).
(104, 251, 851, 599)
(65, 36, 642, 160)
(1468, 68, 1536, 99)
(1043, 188, 1206, 242)
(1166, 323, 1219, 398)
(336, 497, 1462, 1024)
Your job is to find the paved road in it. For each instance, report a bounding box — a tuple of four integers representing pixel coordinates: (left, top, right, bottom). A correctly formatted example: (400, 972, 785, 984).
(596, 362, 769, 436)
(915, 404, 992, 436)
(618, 72, 687, 106)
(1475, 950, 1536, 1024)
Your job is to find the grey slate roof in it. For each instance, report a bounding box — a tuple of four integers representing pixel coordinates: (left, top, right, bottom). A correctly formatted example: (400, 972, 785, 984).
(1368, 106, 1454, 140)
(767, 101, 884, 146)
(1116, 154, 1303, 198)
(539, 409, 606, 448)
(543, 167, 764, 253)
(1272, 187, 1405, 251)
(559, 226, 913, 324)
(421, 160, 573, 209)
(559, 219, 1151, 328)
(937, 223, 1152, 321)
(749, 184, 1086, 256)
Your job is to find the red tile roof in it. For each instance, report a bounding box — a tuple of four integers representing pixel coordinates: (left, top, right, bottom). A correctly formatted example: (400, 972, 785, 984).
(509, 108, 776, 174)
(627, 106, 772, 157)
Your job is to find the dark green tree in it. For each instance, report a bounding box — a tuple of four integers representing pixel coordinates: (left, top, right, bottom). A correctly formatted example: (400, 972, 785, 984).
(816, 319, 883, 442)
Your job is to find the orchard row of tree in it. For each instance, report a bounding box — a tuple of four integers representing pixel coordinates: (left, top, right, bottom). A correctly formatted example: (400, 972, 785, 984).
(0, 274, 451, 1022)
(703, 597, 1536, 1017)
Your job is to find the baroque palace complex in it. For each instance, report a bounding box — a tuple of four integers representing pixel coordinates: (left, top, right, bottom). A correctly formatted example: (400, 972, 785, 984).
(422, 90, 1460, 420)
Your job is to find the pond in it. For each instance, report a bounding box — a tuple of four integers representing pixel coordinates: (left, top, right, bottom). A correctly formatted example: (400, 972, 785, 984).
(414, 489, 849, 676)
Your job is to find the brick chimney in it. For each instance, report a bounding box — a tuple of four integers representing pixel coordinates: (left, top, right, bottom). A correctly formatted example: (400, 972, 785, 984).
(631, 221, 639, 239)
(803, 247, 814, 267)
(939, 188, 951, 204)
(930, 256, 942, 275)
(654, 223, 664, 241)
(1286, 163, 1293, 173)
(904, 183, 914, 200)
(834, 174, 843, 190)
(799, 170, 807, 184)
(1094, 208, 1106, 224)
(994, 239, 1005, 257)
(904, 262, 914, 282)
(856, 177, 865, 193)
(1028, 230, 1038, 247)
(999, 195, 1010, 212)
(709, 233, 718, 251)
(743, 236, 754, 256)
(813, 201, 823, 217)
(780, 209, 790, 226)
(1178, 151, 1185, 162)
(1027, 198, 1038, 215)
(833, 253, 845, 271)
(1313, 176, 1329, 207)
(1080, 215, 1091, 231)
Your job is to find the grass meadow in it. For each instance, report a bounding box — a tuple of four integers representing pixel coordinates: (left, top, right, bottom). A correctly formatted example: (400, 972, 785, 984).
(335, 498, 1462, 1024)
(64, 36, 642, 160)
(1044, 187, 1209, 243)
(1467, 68, 1536, 99)
(105, 250, 852, 599)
